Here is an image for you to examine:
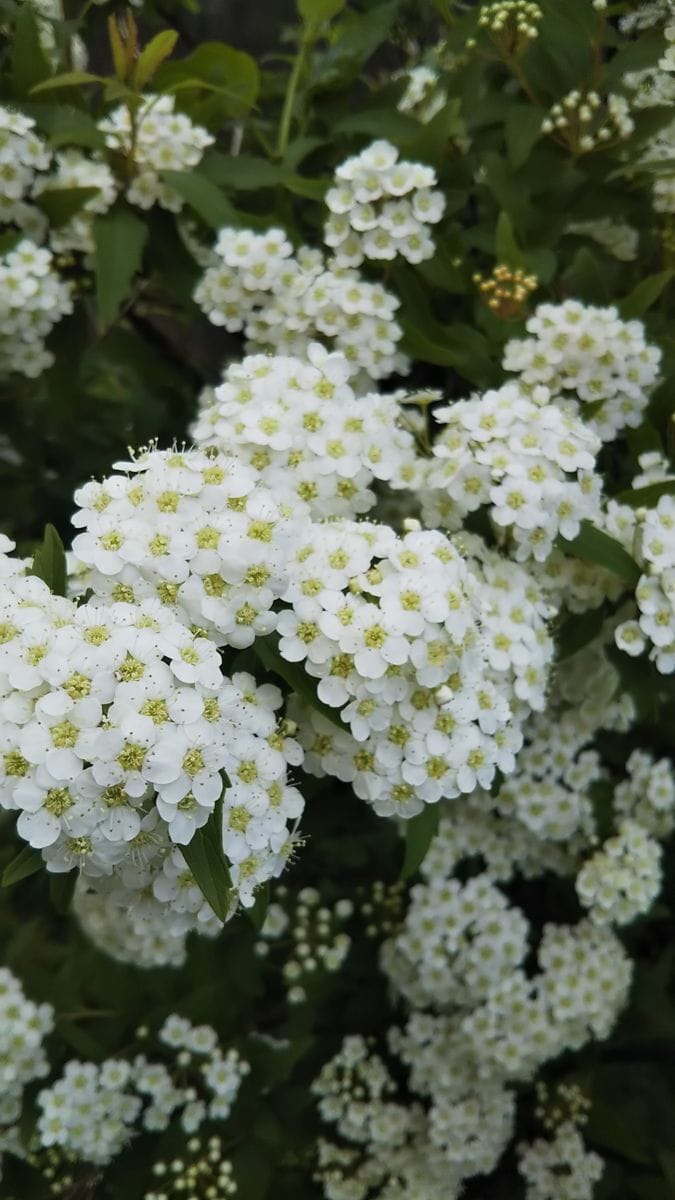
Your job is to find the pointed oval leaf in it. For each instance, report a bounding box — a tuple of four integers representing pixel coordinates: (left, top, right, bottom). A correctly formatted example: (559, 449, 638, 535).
(133, 29, 179, 90)
(179, 794, 232, 922)
(619, 270, 674, 319)
(2, 845, 43, 888)
(93, 205, 147, 329)
(160, 170, 238, 229)
(253, 634, 346, 730)
(30, 524, 67, 596)
(557, 520, 641, 586)
(401, 804, 440, 880)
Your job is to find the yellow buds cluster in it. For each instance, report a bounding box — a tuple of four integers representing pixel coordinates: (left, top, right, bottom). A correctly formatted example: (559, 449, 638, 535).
(477, 0, 542, 54)
(473, 263, 538, 319)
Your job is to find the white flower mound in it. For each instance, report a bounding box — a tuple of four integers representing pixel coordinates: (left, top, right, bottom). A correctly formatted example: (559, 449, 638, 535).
(0, 240, 73, 378)
(194, 227, 408, 381)
(503, 300, 661, 441)
(99, 94, 213, 213)
(0, 968, 53, 1126)
(324, 139, 445, 267)
(0, 106, 51, 235)
(615, 492, 675, 673)
(418, 381, 602, 561)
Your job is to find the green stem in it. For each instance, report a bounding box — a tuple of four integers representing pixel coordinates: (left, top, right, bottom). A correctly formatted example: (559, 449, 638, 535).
(275, 31, 312, 160)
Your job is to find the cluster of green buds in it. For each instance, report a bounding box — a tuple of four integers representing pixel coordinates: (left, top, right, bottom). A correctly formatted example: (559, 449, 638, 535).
(360, 879, 407, 939)
(534, 1081, 592, 1133)
(473, 1, 543, 55)
(473, 263, 538, 319)
(256, 886, 353, 1005)
(146, 1137, 236, 1200)
(542, 90, 634, 153)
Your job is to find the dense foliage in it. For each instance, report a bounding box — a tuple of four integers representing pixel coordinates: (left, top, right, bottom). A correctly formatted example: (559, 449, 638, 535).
(3, 1, 675, 1197)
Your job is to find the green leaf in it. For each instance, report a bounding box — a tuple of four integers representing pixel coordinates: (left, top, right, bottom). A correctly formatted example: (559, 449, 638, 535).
(253, 634, 346, 730)
(0, 229, 22, 256)
(93, 205, 147, 329)
(49, 870, 77, 915)
(35, 186, 99, 228)
(505, 104, 543, 169)
(2, 845, 43, 888)
(246, 881, 270, 932)
(29, 524, 67, 596)
(333, 108, 419, 141)
(201, 152, 285, 189)
(30, 71, 105, 94)
(180, 793, 232, 923)
(156, 42, 259, 120)
(619, 270, 674, 319)
(11, 2, 52, 96)
(160, 170, 238, 229)
(400, 317, 496, 384)
(298, 0, 346, 25)
(308, 0, 401, 89)
(133, 29, 179, 90)
(617, 480, 675, 508)
(495, 211, 525, 269)
(558, 520, 641, 586)
(556, 605, 606, 661)
(401, 804, 440, 879)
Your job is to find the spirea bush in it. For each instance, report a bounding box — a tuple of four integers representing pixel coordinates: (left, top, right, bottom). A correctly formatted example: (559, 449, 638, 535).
(3, 0, 675, 1196)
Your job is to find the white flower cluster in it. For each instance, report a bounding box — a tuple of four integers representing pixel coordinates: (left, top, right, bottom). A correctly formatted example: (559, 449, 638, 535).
(0, 239, 73, 378)
(541, 90, 635, 152)
(614, 749, 675, 838)
(566, 216, 639, 261)
(615, 493, 675, 671)
(518, 1122, 604, 1200)
(73, 881, 197, 968)
(36, 1016, 248, 1167)
(418, 382, 602, 561)
(257, 885, 353, 1004)
(99, 94, 213, 212)
(397, 66, 447, 124)
(503, 300, 661, 440)
(576, 819, 663, 926)
(382, 872, 529, 1011)
(324, 140, 445, 267)
(194, 227, 408, 381)
(34, 149, 117, 254)
(0, 106, 50, 234)
(0, 968, 53, 1127)
(287, 521, 554, 818)
(625, 66, 675, 108)
(0, 559, 302, 925)
(191, 346, 416, 518)
(146, 1135, 236, 1200)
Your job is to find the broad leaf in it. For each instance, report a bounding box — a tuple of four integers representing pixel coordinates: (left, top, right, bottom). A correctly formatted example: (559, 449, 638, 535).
(160, 170, 238, 229)
(2, 845, 43, 888)
(49, 869, 77, 915)
(556, 605, 606, 661)
(30, 71, 105, 94)
(11, 3, 52, 96)
(180, 793, 232, 922)
(35, 185, 99, 228)
(253, 634, 346, 730)
(30, 524, 67, 596)
(298, 0, 347, 25)
(156, 43, 259, 120)
(558, 520, 641, 586)
(617, 480, 675, 507)
(505, 105, 543, 169)
(93, 205, 147, 329)
(619, 270, 674, 319)
(246, 881, 271, 932)
(401, 804, 440, 879)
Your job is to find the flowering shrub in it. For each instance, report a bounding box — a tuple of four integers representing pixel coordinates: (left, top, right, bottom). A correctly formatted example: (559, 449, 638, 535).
(2, 0, 675, 1197)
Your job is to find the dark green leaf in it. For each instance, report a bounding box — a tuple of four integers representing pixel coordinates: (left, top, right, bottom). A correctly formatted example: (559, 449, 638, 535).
(180, 793, 232, 922)
(556, 605, 606, 661)
(495, 210, 525, 268)
(617, 480, 675, 507)
(156, 42, 259, 119)
(505, 104, 543, 169)
(160, 170, 238, 229)
(2, 845, 43, 888)
(619, 270, 674, 319)
(557, 520, 641, 586)
(201, 152, 286, 189)
(49, 869, 77, 915)
(332, 107, 419, 141)
(35, 186, 99, 228)
(11, 3, 52, 96)
(93, 205, 147, 329)
(29, 523, 67, 596)
(253, 634, 346, 730)
(400, 317, 496, 384)
(401, 804, 440, 879)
